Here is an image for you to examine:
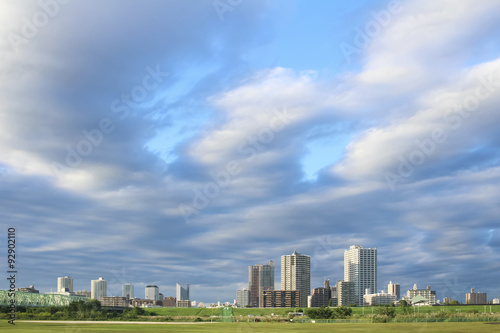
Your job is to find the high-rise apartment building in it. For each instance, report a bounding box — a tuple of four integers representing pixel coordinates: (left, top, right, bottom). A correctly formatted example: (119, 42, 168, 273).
(336, 280, 356, 306)
(237, 289, 250, 307)
(176, 283, 189, 306)
(123, 284, 134, 299)
(91, 277, 107, 301)
(248, 260, 275, 307)
(344, 245, 377, 306)
(261, 290, 300, 308)
(145, 285, 159, 301)
(309, 280, 332, 308)
(57, 276, 73, 293)
(388, 281, 400, 300)
(281, 250, 310, 307)
(466, 288, 487, 304)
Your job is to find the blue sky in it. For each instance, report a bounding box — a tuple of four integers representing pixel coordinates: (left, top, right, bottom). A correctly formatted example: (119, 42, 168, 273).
(1, 0, 500, 304)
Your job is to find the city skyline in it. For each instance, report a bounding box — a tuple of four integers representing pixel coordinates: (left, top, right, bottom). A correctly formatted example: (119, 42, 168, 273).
(9, 245, 499, 305)
(1, 0, 500, 304)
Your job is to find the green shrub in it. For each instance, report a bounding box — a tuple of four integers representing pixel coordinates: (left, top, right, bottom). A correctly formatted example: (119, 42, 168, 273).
(372, 315, 389, 323)
(377, 305, 396, 318)
(332, 306, 353, 319)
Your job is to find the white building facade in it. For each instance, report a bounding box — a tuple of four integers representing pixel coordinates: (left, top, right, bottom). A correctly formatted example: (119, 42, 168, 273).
(364, 292, 396, 305)
(91, 277, 107, 300)
(236, 289, 250, 307)
(145, 285, 160, 301)
(176, 283, 189, 300)
(344, 245, 377, 306)
(57, 276, 73, 293)
(388, 281, 400, 300)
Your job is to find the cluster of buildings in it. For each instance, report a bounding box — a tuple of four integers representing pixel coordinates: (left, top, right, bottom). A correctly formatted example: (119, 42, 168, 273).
(236, 245, 498, 308)
(38, 276, 193, 308)
(8, 245, 499, 308)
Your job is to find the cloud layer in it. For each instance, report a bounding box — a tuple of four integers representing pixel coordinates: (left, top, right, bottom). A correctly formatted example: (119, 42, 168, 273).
(1, 0, 500, 302)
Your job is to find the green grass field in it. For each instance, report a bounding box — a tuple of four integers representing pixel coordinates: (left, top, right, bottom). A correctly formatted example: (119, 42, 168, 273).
(142, 305, 500, 317)
(2, 321, 500, 332)
(142, 306, 294, 317)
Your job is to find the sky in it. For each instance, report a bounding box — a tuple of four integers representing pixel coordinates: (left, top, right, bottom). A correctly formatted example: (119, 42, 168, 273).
(1, 0, 500, 304)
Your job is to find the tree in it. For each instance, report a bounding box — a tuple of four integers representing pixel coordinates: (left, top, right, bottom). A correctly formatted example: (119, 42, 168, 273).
(305, 306, 332, 319)
(87, 299, 102, 311)
(331, 306, 353, 319)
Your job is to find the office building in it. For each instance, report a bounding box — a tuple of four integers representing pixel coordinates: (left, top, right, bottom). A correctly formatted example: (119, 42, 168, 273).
(344, 245, 377, 306)
(237, 289, 250, 307)
(57, 276, 73, 293)
(176, 283, 189, 300)
(492, 298, 499, 304)
(249, 260, 275, 307)
(145, 285, 160, 301)
(336, 280, 356, 306)
(466, 288, 487, 304)
(388, 281, 400, 300)
(406, 284, 436, 305)
(281, 250, 310, 307)
(364, 291, 396, 305)
(122, 284, 134, 299)
(261, 290, 300, 308)
(91, 277, 107, 300)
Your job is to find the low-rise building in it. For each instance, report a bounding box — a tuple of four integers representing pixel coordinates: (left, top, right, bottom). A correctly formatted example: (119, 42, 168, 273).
(131, 299, 160, 307)
(177, 300, 191, 308)
(15, 285, 39, 293)
(364, 292, 396, 305)
(101, 296, 129, 307)
(405, 284, 436, 305)
(74, 290, 91, 297)
(336, 280, 356, 306)
(163, 296, 176, 307)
